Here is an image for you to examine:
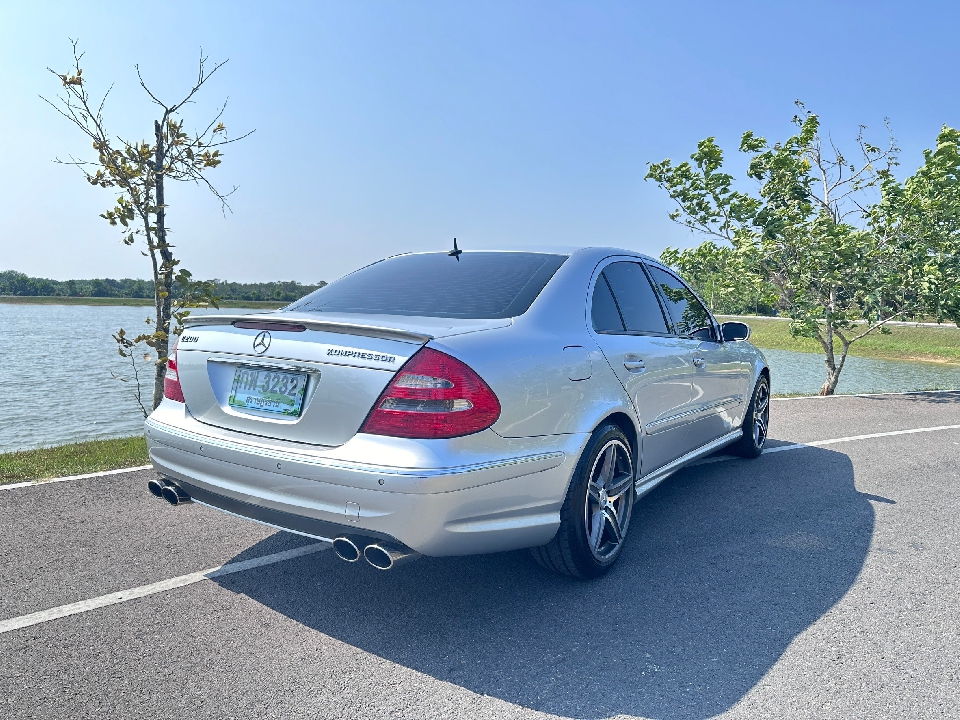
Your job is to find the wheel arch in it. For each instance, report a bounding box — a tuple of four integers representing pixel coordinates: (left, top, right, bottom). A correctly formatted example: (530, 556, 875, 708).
(599, 411, 639, 474)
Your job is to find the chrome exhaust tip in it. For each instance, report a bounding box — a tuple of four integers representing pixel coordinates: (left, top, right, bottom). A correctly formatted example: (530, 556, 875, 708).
(363, 542, 418, 571)
(147, 478, 166, 498)
(331, 536, 363, 562)
(160, 482, 192, 506)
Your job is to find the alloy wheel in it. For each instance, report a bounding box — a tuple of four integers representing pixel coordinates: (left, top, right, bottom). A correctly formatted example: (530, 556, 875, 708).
(584, 438, 634, 561)
(753, 378, 770, 448)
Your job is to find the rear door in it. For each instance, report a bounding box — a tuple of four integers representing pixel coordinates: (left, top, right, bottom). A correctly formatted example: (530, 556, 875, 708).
(588, 260, 698, 475)
(645, 265, 747, 446)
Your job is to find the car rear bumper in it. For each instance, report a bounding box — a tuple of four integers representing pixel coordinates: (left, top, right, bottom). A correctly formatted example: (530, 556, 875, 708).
(145, 401, 586, 556)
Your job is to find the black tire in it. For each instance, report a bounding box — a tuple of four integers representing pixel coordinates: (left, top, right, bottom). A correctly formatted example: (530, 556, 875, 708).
(731, 374, 770, 458)
(531, 423, 635, 579)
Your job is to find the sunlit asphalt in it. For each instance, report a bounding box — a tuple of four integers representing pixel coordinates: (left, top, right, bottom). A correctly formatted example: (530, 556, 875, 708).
(2, 392, 959, 719)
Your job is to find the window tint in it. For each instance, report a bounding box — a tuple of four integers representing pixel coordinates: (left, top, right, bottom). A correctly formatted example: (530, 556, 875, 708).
(602, 262, 669, 334)
(591, 274, 624, 333)
(286, 252, 567, 319)
(646, 266, 715, 340)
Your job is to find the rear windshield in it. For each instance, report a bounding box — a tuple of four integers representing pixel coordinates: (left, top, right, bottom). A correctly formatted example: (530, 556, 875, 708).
(286, 252, 568, 319)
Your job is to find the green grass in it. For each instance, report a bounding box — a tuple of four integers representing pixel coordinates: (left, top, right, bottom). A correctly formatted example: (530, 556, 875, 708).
(722, 316, 960, 365)
(0, 436, 149, 485)
(0, 295, 285, 309)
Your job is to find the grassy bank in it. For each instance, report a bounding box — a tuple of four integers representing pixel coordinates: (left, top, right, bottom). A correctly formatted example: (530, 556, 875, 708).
(723, 316, 960, 364)
(0, 295, 286, 309)
(0, 436, 149, 485)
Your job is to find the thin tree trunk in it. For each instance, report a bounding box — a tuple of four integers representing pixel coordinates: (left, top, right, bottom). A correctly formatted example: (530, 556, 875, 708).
(818, 324, 854, 396)
(818, 321, 838, 395)
(152, 118, 173, 410)
(818, 287, 843, 395)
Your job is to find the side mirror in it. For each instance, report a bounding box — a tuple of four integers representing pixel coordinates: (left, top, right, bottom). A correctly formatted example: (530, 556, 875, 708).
(721, 321, 751, 342)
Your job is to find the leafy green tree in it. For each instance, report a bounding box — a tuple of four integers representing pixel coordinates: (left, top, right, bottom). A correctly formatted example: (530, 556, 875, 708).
(44, 40, 251, 411)
(870, 126, 960, 325)
(646, 104, 955, 395)
(659, 242, 777, 315)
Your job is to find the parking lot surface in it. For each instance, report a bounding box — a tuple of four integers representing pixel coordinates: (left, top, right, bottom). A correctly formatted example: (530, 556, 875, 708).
(2, 392, 959, 719)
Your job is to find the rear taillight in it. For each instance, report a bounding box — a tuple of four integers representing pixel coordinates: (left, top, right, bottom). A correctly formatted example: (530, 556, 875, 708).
(163, 338, 185, 403)
(361, 347, 501, 439)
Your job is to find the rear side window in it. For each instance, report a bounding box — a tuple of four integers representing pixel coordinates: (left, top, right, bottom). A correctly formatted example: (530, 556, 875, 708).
(591, 275, 624, 332)
(646, 266, 715, 340)
(286, 252, 567, 319)
(595, 262, 669, 334)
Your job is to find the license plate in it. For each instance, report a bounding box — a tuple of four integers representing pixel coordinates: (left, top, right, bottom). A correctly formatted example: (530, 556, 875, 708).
(228, 367, 308, 417)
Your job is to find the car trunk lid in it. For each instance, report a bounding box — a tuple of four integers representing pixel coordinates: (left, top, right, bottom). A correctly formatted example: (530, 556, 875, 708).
(174, 312, 510, 447)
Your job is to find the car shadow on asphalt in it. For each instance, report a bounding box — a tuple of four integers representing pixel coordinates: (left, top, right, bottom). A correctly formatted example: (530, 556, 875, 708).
(213, 445, 871, 720)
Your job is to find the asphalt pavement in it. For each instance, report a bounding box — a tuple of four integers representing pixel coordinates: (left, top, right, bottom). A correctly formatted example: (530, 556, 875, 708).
(2, 392, 959, 719)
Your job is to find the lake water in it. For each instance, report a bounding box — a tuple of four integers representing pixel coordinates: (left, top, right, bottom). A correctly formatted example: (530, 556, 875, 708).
(0, 304, 266, 452)
(2, 304, 960, 452)
(762, 348, 960, 395)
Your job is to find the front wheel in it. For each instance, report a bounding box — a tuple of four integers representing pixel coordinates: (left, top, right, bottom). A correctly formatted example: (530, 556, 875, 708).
(531, 424, 635, 578)
(731, 374, 770, 458)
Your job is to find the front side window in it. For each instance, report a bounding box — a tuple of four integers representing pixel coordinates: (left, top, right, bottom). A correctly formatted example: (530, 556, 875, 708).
(286, 252, 567, 319)
(646, 266, 715, 340)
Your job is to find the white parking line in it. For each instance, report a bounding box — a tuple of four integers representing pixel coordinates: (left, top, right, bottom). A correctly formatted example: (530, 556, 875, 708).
(764, 423, 960, 453)
(0, 543, 327, 636)
(691, 424, 960, 466)
(774, 389, 960, 401)
(0, 465, 154, 491)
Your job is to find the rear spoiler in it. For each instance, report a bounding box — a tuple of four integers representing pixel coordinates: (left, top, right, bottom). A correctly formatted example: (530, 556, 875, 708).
(181, 313, 433, 344)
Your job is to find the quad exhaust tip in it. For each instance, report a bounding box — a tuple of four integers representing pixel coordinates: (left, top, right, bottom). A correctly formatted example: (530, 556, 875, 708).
(147, 478, 192, 506)
(332, 536, 418, 570)
(331, 536, 363, 562)
(363, 542, 417, 570)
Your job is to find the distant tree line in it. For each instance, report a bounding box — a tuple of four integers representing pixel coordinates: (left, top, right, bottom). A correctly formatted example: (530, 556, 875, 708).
(0, 270, 325, 303)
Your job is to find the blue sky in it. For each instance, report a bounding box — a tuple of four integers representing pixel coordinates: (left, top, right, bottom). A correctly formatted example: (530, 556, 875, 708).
(2, 1, 958, 283)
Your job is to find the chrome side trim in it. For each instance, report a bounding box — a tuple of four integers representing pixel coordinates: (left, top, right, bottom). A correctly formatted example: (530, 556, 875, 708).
(146, 418, 564, 479)
(644, 396, 744, 433)
(635, 428, 743, 498)
(182, 314, 432, 344)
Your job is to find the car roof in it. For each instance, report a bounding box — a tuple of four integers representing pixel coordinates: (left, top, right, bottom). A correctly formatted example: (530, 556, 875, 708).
(386, 245, 663, 266)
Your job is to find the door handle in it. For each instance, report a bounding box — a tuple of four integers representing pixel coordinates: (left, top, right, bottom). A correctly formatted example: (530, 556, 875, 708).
(623, 355, 646, 373)
(693, 356, 706, 368)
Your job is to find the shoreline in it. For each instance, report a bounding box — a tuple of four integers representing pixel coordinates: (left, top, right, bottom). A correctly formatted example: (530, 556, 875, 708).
(0, 295, 286, 309)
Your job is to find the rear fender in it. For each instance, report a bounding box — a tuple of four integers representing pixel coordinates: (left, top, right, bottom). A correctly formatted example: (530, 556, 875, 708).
(430, 328, 636, 439)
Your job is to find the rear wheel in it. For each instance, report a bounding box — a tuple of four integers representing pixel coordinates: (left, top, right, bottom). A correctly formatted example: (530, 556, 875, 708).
(531, 424, 635, 578)
(731, 374, 770, 458)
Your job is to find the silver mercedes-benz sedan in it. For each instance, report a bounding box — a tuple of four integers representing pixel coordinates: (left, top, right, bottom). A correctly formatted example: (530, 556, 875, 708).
(145, 247, 769, 578)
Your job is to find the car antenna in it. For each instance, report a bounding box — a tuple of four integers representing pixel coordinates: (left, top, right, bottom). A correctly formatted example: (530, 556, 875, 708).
(448, 237, 462, 261)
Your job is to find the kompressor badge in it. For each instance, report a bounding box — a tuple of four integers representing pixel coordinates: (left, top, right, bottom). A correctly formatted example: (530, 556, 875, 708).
(326, 348, 396, 364)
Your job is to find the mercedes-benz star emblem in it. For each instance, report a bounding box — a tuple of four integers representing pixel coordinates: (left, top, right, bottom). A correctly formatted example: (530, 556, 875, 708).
(253, 331, 272, 354)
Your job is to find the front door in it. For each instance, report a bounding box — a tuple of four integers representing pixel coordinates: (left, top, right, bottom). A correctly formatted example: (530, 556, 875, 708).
(589, 260, 700, 475)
